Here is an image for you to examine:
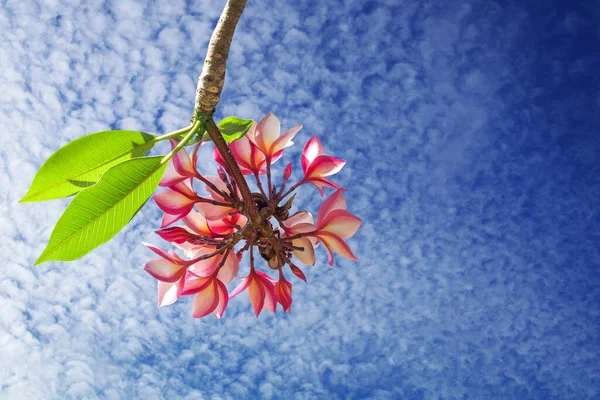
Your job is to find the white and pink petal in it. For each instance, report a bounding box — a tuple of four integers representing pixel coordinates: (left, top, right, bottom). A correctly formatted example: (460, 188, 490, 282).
(318, 209, 362, 239)
(144, 258, 187, 282)
(301, 136, 325, 172)
(319, 232, 359, 264)
(316, 190, 347, 226)
(292, 237, 316, 266)
(212, 280, 229, 318)
(192, 280, 219, 318)
(157, 277, 184, 307)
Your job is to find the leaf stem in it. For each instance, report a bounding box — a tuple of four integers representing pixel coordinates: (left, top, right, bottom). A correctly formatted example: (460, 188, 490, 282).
(152, 125, 194, 144)
(161, 121, 202, 164)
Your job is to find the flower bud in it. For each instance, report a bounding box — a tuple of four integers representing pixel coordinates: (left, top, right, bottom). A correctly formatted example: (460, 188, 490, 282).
(283, 162, 292, 182)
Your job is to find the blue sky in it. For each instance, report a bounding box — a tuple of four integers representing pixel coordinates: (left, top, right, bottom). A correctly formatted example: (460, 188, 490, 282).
(2, 0, 600, 398)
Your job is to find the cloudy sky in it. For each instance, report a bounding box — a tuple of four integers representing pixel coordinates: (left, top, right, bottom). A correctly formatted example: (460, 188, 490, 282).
(2, 0, 600, 398)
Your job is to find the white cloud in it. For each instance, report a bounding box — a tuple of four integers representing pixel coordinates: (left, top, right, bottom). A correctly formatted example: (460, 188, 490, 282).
(1, 0, 599, 398)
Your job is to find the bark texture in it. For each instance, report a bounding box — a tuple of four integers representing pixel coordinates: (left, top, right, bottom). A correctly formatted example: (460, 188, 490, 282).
(194, 0, 248, 117)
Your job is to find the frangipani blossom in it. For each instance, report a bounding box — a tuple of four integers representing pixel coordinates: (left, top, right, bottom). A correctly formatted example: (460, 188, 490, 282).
(147, 112, 361, 319)
(180, 271, 229, 318)
(274, 270, 293, 312)
(282, 211, 316, 266)
(248, 112, 302, 160)
(153, 180, 199, 227)
(294, 190, 361, 266)
(143, 243, 189, 282)
(196, 176, 239, 220)
(300, 136, 346, 195)
(229, 269, 277, 317)
(160, 139, 200, 187)
(183, 208, 247, 237)
(188, 248, 239, 285)
(214, 134, 266, 175)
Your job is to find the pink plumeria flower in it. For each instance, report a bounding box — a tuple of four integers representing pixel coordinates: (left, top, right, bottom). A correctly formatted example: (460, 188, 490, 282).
(300, 136, 346, 196)
(153, 180, 200, 227)
(196, 176, 238, 220)
(214, 134, 267, 175)
(229, 268, 277, 317)
(188, 248, 239, 285)
(143, 243, 190, 283)
(160, 139, 200, 187)
(180, 271, 229, 318)
(183, 208, 247, 237)
(248, 112, 302, 160)
(294, 190, 361, 266)
(281, 211, 316, 266)
(147, 113, 361, 318)
(155, 209, 221, 255)
(274, 270, 293, 312)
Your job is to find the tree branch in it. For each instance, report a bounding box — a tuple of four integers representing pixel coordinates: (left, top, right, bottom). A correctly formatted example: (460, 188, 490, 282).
(194, 0, 248, 117)
(206, 119, 271, 237)
(194, 1, 272, 238)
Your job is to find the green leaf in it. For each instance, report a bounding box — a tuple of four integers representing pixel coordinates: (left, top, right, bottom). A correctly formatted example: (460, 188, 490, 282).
(217, 117, 254, 143)
(35, 156, 167, 265)
(21, 130, 156, 202)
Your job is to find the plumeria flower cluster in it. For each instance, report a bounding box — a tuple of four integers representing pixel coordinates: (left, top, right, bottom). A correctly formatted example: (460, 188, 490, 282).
(144, 112, 361, 318)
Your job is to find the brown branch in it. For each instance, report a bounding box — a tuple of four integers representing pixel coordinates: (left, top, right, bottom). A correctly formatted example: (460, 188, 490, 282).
(193, 0, 272, 238)
(194, 0, 248, 117)
(206, 119, 271, 237)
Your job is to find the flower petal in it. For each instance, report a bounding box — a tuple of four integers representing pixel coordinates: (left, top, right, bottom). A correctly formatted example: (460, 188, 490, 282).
(301, 136, 324, 173)
(318, 209, 362, 239)
(155, 226, 197, 244)
(192, 280, 219, 318)
(160, 211, 189, 228)
(254, 112, 280, 154)
(319, 232, 359, 264)
(212, 280, 229, 319)
(229, 276, 251, 299)
(283, 162, 292, 182)
(228, 134, 266, 174)
(248, 275, 266, 317)
(284, 211, 315, 229)
(195, 202, 233, 221)
(305, 177, 346, 196)
(316, 190, 347, 226)
(143, 243, 185, 263)
(182, 209, 212, 236)
(293, 237, 316, 266)
(159, 160, 184, 187)
(274, 275, 293, 312)
(153, 189, 196, 216)
(203, 176, 228, 201)
(255, 271, 276, 313)
(304, 155, 346, 179)
(271, 124, 302, 155)
(157, 278, 183, 307)
(180, 270, 214, 295)
(172, 144, 196, 178)
(216, 251, 240, 285)
(290, 265, 307, 282)
(144, 258, 187, 282)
